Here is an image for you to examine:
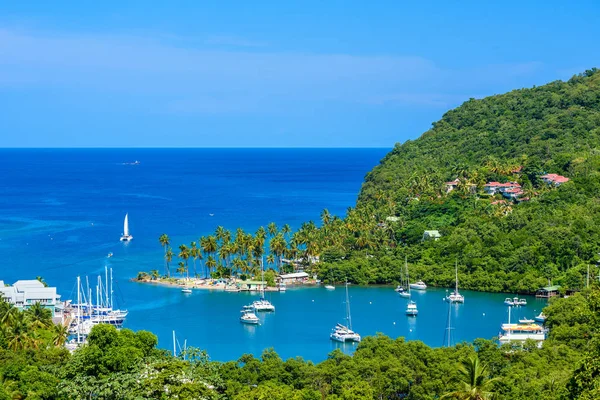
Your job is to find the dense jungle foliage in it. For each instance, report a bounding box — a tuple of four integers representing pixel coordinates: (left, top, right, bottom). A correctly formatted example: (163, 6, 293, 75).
(1, 286, 599, 399)
(322, 68, 600, 292)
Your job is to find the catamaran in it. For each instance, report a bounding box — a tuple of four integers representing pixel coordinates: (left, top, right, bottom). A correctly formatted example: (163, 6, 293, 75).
(330, 281, 361, 342)
(252, 257, 275, 312)
(406, 300, 418, 316)
(398, 257, 411, 298)
(120, 213, 133, 241)
(445, 260, 464, 303)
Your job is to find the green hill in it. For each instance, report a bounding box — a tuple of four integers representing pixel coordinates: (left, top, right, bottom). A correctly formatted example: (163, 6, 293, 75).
(319, 69, 600, 293)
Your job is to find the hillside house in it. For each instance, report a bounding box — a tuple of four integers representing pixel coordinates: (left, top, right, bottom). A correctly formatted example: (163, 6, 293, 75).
(540, 173, 569, 186)
(445, 179, 460, 193)
(422, 230, 442, 241)
(502, 188, 524, 200)
(484, 181, 521, 195)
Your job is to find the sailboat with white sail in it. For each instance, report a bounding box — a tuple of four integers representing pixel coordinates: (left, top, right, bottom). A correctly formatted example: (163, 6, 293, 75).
(330, 281, 361, 342)
(445, 260, 464, 303)
(252, 257, 275, 312)
(398, 256, 411, 298)
(120, 213, 133, 241)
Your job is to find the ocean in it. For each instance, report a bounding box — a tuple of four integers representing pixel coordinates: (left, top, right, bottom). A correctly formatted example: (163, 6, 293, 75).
(0, 148, 546, 361)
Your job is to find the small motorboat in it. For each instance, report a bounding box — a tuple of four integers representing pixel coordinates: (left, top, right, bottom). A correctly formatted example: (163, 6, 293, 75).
(240, 306, 260, 325)
(394, 285, 405, 293)
(107, 252, 113, 258)
(181, 288, 192, 294)
(325, 285, 335, 290)
(519, 318, 534, 324)
(534, 312, 547, 323)
(504, 298, 515, 306)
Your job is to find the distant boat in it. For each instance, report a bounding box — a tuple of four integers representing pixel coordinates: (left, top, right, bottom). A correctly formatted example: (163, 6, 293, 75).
(445, 260, 464, 303)
(409, 281, 427, 290)
(123, 160, 140, 165)
(325, 285, 335, 290)
(330, 281, 360, 342)
(107, 252, 113, 258)
(181, 288, 192, 294)
(406, 300, 418, 316)
(120, 213, 133, 242)
(519, 318, 534, 324)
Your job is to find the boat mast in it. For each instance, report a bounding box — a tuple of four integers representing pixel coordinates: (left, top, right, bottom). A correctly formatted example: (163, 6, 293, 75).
(455, 259, 459, 294)
(110, 268, 114, 309)
(105, 266, 109, 306)
(345, 280, 352, 330)
(404, 255, 408, 289)
(172, 330, 177, 357)
(76, 276, 81, 344)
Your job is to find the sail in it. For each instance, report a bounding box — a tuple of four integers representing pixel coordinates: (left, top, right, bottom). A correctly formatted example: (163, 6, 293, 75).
(123, 214, 129, 236)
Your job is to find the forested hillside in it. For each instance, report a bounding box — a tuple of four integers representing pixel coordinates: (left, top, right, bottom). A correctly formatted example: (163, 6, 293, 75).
(315, 69, 600, 292)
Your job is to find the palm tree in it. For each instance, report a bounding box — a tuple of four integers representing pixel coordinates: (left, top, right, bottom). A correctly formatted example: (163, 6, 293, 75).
(52, 323, 69, 347)
(442, 355, 499, 400)
(281, 224, 292, 241)
(177, 261, 186, 278)
(320, 209, 332, 226)
(190, 242, 199, 278)
(25, 302, 52, 329)
(179, 244, 190, 280)
(6, 312, 34, 351)
(267, 222, 278, 237)
(206, 256, 217, 279)
(159, 234, 171, 276)
(150, 270, 160, 280)
(0, 302, 19, 327)
(165, 247, 174, 278)
(266, 254, 275, 269)
(35, 276, 48, 287)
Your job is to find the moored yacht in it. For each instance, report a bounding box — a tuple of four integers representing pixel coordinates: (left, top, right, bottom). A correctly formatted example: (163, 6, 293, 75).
(329, 281, 360, 342)
(445, 260, 464, 303)
(409, 281, 427, 290)
(406, 300, 418, 316)
(240, 306, 260, 325)
(253, 258, 275, 311)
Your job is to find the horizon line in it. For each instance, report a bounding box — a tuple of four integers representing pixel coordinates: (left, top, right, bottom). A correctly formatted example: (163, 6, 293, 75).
(0, 146, 394, 150)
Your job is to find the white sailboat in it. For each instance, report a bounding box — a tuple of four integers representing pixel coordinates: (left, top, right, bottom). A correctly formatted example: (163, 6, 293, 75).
(445, 260, 464, 303)
(120, 213, 133, 241)
(398, 256, 411, 298)
(330, 281, 361, 342)
(252, 257, 275, 312)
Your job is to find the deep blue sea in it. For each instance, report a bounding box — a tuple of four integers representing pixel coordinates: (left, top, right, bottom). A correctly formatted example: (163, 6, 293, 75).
(0, 149, 546, 362)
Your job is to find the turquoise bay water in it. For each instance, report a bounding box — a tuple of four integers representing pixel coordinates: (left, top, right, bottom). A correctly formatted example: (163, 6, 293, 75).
(0, 149, 546, 361)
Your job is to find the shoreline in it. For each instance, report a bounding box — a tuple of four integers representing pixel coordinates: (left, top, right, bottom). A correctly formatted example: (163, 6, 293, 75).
(131, 277, 547, 297)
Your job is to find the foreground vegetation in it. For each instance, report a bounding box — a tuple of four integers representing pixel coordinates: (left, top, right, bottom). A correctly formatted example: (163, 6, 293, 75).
(1, 286, 599, 399)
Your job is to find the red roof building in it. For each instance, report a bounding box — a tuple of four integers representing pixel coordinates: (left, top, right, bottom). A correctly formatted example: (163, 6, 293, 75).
(540, 174, 570, 185)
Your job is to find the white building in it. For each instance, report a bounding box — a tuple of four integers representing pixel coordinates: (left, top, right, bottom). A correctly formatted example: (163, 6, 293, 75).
(279, 272, 309, 284)
(0, 279, 61, 316)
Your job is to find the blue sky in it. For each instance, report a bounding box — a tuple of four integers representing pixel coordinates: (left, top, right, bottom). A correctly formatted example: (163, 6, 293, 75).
(1, 1, 599, 147)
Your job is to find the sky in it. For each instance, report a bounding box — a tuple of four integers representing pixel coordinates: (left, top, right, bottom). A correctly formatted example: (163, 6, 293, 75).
(0, 1, 599, 148)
